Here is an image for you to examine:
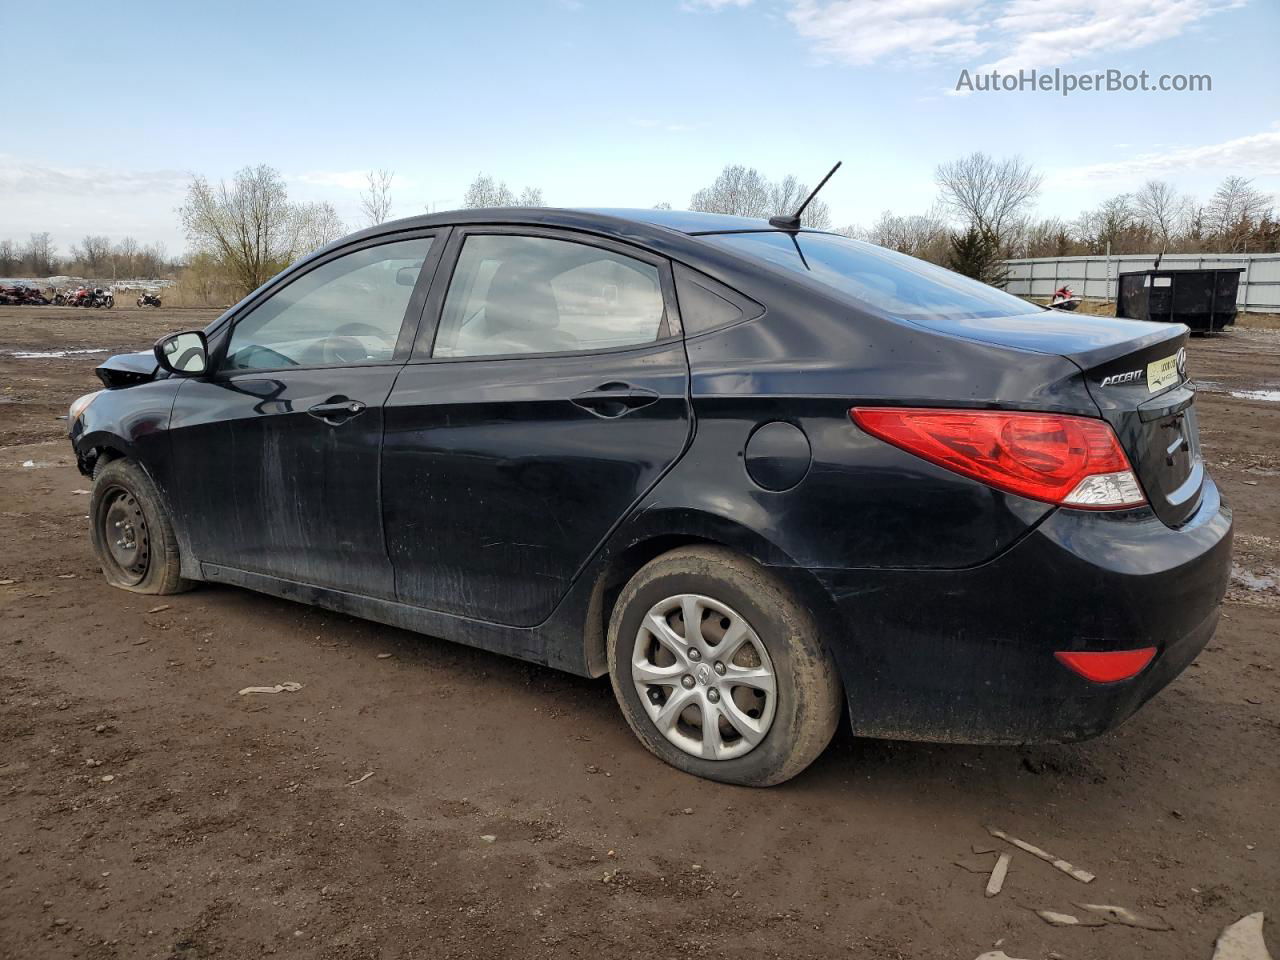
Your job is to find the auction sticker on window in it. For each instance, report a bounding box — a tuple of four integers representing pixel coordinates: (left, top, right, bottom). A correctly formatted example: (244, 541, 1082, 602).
(1147, 354, 1180, 392)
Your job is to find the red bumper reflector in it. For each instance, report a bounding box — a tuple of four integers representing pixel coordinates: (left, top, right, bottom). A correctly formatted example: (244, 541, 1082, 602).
(1055, 647, 1157, 683)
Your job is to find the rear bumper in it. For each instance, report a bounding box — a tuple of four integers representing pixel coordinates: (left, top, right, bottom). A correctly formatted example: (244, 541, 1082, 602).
(808, 476, 1232, 744)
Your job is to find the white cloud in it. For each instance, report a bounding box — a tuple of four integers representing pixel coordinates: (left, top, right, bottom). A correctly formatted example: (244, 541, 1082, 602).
(0, 154, 188, 197)
(718, 0, 1245, 71)
(1052, 128, 1280, 182)
(787, 0, 989, 65)
(980, 0, 1244, 73)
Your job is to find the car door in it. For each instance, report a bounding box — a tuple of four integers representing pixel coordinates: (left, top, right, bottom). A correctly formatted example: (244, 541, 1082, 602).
(382, 227, 692, 627)
(168, 232, 444, 599)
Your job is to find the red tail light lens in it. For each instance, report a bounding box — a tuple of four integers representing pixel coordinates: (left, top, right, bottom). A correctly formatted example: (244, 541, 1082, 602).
(849, 407, 1146, 509)
(1055, 647, 1157, 683)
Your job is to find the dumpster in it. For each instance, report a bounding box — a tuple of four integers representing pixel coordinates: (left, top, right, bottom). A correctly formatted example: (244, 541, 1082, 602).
(1116, 268, 1243, 333)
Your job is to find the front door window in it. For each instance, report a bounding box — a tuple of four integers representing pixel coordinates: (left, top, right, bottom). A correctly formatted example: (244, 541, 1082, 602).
(225, 237, 433, 370)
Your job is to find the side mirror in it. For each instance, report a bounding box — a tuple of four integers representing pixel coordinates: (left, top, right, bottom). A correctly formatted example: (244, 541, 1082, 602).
(154, 330, 209, 376)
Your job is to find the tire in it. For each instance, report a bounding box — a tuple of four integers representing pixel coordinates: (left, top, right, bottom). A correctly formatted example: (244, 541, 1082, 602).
(607, 545, 841, 786)
(90, 458, 191, 595)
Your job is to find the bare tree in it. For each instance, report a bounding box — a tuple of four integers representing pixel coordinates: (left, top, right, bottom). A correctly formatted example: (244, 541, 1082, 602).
(518, 186, 544, 207)
(935, 152, 1043, 244)
(115, 236, 140, 277)
(291, 201, 346, 254)
(460, 173, 542, 209)
(1016, 217, 1075, 258)
(690, 165, 772, 219)
(1072, 194, 1152, 254)
(180, 164, 342, 296)
(72, 235, 113, 275)
(865, 206, 950, 260)
(1133, 180, 1186, 249)
(690, 165, 831, 227)
(360, 169, 394, 226)
(22, 232, 57, 276)
(768, 174, 832, 229)
(0, 239, 17, 275)
(1206, 175, 1274, 252)
(652, 201, 673, 210)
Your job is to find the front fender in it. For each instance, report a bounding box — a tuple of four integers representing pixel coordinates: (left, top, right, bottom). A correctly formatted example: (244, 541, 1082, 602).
(69, 379, 183, 478)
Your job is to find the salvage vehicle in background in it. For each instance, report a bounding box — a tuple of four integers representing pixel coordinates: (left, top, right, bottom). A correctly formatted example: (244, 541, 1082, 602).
(66, 207, 1232, 785)
(0, 284, 50, 305)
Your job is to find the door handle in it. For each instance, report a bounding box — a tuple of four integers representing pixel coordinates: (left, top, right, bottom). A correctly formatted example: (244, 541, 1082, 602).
(571, 383, 660, 418)
(307, 399, 367, 424)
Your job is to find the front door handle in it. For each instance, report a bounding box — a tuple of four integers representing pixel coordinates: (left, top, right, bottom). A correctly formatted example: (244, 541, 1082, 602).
(308, 398, 367, 424)
(571, 382, 660, 418)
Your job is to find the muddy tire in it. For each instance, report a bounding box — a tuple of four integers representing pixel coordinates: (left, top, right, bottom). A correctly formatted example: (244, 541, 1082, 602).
(607, 545, 841, 786)
(90, 458, 191, 595)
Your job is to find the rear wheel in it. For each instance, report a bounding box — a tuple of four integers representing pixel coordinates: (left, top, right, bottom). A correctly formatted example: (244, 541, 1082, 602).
(90, 458, 191, 594)
(607, 546, 841, 786)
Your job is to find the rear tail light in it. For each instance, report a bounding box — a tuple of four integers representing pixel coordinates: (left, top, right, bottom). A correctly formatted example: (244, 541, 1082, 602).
(850, 407, 1146, 509)
(1055, 647, 1157, 683)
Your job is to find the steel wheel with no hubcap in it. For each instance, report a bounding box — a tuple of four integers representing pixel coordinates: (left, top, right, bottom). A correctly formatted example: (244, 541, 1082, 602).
(632, 593, 777, 761)
(101, 487, 151, 585)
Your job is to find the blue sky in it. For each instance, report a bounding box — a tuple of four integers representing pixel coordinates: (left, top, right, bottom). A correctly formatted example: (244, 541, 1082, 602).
(2, 0, 1277, 253)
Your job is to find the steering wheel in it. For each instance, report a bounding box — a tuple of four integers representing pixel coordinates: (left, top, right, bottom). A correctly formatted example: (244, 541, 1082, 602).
(323, 322, 394, 365)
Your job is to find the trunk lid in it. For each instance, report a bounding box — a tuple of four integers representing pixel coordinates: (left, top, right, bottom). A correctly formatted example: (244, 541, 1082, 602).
(1079, 325, 1200, 527)
(904, 312, 1201, 527)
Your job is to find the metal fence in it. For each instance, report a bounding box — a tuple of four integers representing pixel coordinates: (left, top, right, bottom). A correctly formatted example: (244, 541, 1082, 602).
(1002, 252, 1280, 313)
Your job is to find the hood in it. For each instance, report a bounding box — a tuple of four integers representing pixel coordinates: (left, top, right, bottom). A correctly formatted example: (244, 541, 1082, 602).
(96, 350, 159, 389)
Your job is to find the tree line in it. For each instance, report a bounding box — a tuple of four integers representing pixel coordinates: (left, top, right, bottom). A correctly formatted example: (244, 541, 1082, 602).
(849, 152, 1278, 284)
(0, 233, 172, 281)
(6, 158, 1274, 300)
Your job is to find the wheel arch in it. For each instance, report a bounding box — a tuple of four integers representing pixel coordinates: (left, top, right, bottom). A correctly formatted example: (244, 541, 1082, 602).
(578, 507, 843, 679)
(75, 431, 134, 477)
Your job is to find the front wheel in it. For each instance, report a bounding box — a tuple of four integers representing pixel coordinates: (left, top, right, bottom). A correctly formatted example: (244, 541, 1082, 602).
(90, 458, 191, 594)
(607, 546, 841, 786)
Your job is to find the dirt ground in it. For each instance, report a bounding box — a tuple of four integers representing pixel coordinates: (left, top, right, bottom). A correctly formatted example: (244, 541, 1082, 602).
(2, 304, 1277, 960)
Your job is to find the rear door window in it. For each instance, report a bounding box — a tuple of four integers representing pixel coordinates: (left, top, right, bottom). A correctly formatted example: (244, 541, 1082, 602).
(433, 234, 668, 358)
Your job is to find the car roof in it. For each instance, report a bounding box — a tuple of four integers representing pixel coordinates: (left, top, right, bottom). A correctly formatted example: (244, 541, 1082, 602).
(342, 207, 807, 246)
(581, 208, 783, 234)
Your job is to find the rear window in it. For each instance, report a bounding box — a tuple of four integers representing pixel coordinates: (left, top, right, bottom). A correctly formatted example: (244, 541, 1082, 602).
(703, 231, 1043, 321)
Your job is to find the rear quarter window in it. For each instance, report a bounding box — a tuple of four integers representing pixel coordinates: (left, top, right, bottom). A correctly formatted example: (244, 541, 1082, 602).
(673, 264, 763, 335)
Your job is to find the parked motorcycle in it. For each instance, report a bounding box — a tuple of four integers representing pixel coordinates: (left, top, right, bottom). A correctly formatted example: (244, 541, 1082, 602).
(90, 287, 114, 309)
(0, 284, 49, 305)
(1049, 284, 1081, 311)
(137, 292, 162, 308)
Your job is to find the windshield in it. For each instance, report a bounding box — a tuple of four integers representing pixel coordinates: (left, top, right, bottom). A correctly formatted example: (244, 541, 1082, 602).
(704, 231, 1044, 321)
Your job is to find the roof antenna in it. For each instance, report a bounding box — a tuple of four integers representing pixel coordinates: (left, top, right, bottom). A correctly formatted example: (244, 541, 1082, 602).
(769, 161, 842, 231)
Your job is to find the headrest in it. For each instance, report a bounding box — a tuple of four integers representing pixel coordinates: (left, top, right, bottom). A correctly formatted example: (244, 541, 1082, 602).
(484, 259, 560, 331)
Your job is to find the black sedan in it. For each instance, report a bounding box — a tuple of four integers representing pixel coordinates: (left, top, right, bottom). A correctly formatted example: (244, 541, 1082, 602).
(68, 208, 1232, 785)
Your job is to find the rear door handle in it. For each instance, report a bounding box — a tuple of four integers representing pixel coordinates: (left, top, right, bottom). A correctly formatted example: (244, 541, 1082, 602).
(571, 382, 660, 418)
(308, 399, 367, 424)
